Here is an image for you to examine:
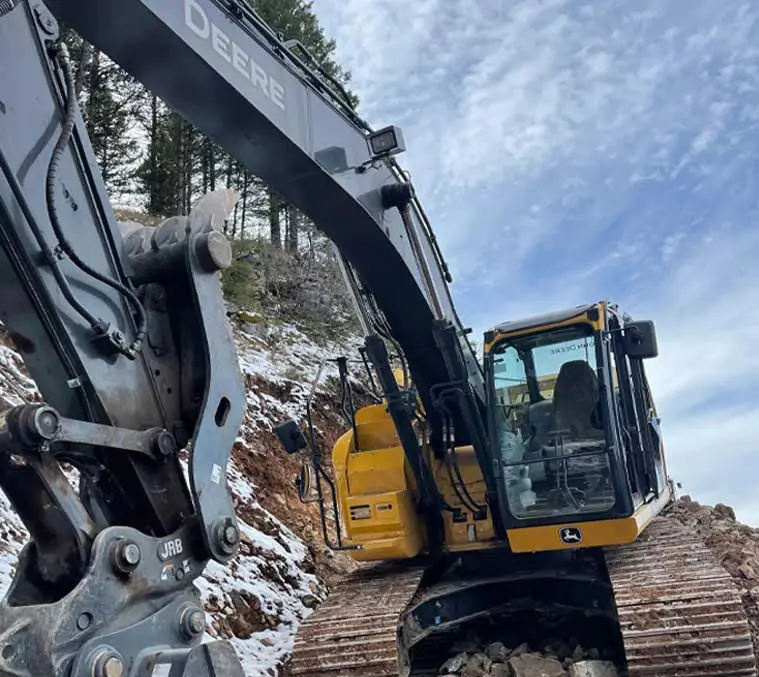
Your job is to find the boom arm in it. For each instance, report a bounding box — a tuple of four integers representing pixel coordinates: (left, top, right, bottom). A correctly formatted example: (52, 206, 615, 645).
(40, 0, 485, 411)
(45, 0, 500, 537)
(0, 0, 496, 674)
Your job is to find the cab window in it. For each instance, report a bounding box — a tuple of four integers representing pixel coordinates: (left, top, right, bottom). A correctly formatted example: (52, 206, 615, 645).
(490, 326, 616, 520)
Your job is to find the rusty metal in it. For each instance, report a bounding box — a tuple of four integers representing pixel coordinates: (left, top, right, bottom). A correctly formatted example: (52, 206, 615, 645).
(605, 516, 757, 677)
(288, 563, 425, 677)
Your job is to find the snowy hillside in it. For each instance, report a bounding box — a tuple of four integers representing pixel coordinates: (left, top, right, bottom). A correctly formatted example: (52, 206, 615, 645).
(0, 315, 366, 676)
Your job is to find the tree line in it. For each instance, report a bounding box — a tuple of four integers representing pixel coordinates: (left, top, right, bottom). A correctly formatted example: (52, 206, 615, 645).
(59, 1, 362, 329)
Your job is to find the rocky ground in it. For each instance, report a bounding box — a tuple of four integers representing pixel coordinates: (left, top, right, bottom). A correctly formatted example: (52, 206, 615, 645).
(667, 495, 759, 661)
(427, 497, 759, 677)
(437, 640, 617, 677)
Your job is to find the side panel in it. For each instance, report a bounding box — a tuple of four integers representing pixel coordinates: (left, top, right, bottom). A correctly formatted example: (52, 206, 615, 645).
(431, 445, 497, 550)
(332, 406, 426, 560)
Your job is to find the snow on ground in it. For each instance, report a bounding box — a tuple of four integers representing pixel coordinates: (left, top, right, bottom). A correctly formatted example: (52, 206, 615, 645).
(0, 317, 364, 675)
(235, 319, 365, 433)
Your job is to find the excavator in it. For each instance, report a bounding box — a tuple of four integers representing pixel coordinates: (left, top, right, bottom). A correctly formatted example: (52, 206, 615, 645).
(281, 302, 757, 677)
(0, 1, 754, 677)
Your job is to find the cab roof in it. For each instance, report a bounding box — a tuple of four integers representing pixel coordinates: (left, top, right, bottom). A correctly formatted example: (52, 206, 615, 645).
(487, 302, 599, 337)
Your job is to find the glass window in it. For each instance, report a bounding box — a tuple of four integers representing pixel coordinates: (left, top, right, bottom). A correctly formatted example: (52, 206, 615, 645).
(490, 326, 616, 520)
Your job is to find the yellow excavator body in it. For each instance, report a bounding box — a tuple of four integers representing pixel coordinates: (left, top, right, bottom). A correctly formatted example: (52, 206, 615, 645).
(288, 301, 757, 677)
(332, 301, 671, 557)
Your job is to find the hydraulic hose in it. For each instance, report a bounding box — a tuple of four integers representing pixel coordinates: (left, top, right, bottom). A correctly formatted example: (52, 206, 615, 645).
(0, 146, 102, 331)
(46, 42, 146, 358)
(0, 0, 18, 18)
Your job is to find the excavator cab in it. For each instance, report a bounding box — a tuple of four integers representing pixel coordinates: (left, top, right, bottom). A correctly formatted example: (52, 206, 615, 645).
(483, 301, 671, 551)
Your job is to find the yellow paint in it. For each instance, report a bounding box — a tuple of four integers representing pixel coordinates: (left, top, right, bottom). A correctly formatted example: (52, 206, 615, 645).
(332, 403, 426, 560)
(506, 485, 673, 553)
(328, 299, 673, 567)
(484, 302, 606, 353)
(430, 445, 497, 548)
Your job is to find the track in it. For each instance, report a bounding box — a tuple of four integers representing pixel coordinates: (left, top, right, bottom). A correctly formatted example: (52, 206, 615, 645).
(606, 516, 756, 677)
(287, 563, 425, 677)
(288, 517, 757, 677)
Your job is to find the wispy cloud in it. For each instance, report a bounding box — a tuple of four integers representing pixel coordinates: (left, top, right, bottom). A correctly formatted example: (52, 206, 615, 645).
(314, 0, 759, 525)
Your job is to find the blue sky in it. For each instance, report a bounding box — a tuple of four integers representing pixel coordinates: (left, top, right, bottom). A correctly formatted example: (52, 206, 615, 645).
(313, 0, 759, 526)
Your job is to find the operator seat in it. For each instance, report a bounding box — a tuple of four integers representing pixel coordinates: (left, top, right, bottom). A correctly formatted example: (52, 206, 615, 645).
(552, 360, 602, 439)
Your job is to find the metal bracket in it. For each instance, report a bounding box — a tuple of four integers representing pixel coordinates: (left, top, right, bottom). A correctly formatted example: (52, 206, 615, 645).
(0, 402, 177, 461)
(0, 523, 221, 677)
(119, 206, 246, 564)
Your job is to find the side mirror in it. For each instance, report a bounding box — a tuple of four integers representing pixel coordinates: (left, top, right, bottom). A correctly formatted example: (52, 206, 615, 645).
(624, 320, 658, 359)
(274, 419, 308, 454)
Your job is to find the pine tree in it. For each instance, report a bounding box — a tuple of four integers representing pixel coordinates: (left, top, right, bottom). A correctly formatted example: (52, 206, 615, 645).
(60, 30, 143, 197)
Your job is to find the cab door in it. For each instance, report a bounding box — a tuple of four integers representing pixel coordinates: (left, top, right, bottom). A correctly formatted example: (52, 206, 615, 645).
(608, 313, 665, 501)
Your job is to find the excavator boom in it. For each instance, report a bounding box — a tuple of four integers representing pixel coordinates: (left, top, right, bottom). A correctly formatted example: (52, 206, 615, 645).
(0, 0, 492, 674)
(42, 0, 484, 409)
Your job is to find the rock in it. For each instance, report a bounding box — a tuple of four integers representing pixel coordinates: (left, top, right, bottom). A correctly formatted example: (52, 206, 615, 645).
(441, 653, 469, 674)
(571, 645, 586, 662)
(489, 663, 513, 677)
(300, 594, 319, 609)
(738, 563, 757, 581)
(567, 661, 618, 677)
(510, 643, 530, 657)
(463, 653, 492, 677)
(508, 653, 566, 677)
(486, 643, 511, 662)
(714, 503, 736, 520)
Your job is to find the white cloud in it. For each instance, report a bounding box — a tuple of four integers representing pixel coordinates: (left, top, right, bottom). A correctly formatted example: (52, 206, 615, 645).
(320, 0, 759, 260)
(634, 225, 759, 526)
(313, 0, 759, 525)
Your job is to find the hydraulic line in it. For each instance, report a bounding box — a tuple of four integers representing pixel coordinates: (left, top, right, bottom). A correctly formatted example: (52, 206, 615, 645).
(0, 0, 17, 18)
(0, 147, 103, 332)
(46, 42, 146, 358)
(435, 395, 484, 514)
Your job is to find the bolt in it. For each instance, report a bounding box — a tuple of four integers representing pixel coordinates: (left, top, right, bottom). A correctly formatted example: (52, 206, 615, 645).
(196, 231, 233, 272)
(101, 656, 123, 677)
(152, 430, 177, 460)
(111, 539, 141, 575)
(216, 518, 239, 556)
(89, 648, 123, 677)
(121, 543, 141, 566)
(179, 606, 206, 641)
(13, 404, 60, 445)
(33, 406, 60, 439)
(224, 525, 238, 545)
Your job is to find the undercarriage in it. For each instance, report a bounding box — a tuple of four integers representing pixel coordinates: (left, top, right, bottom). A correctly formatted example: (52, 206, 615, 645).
(287, 516, 757, 677)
